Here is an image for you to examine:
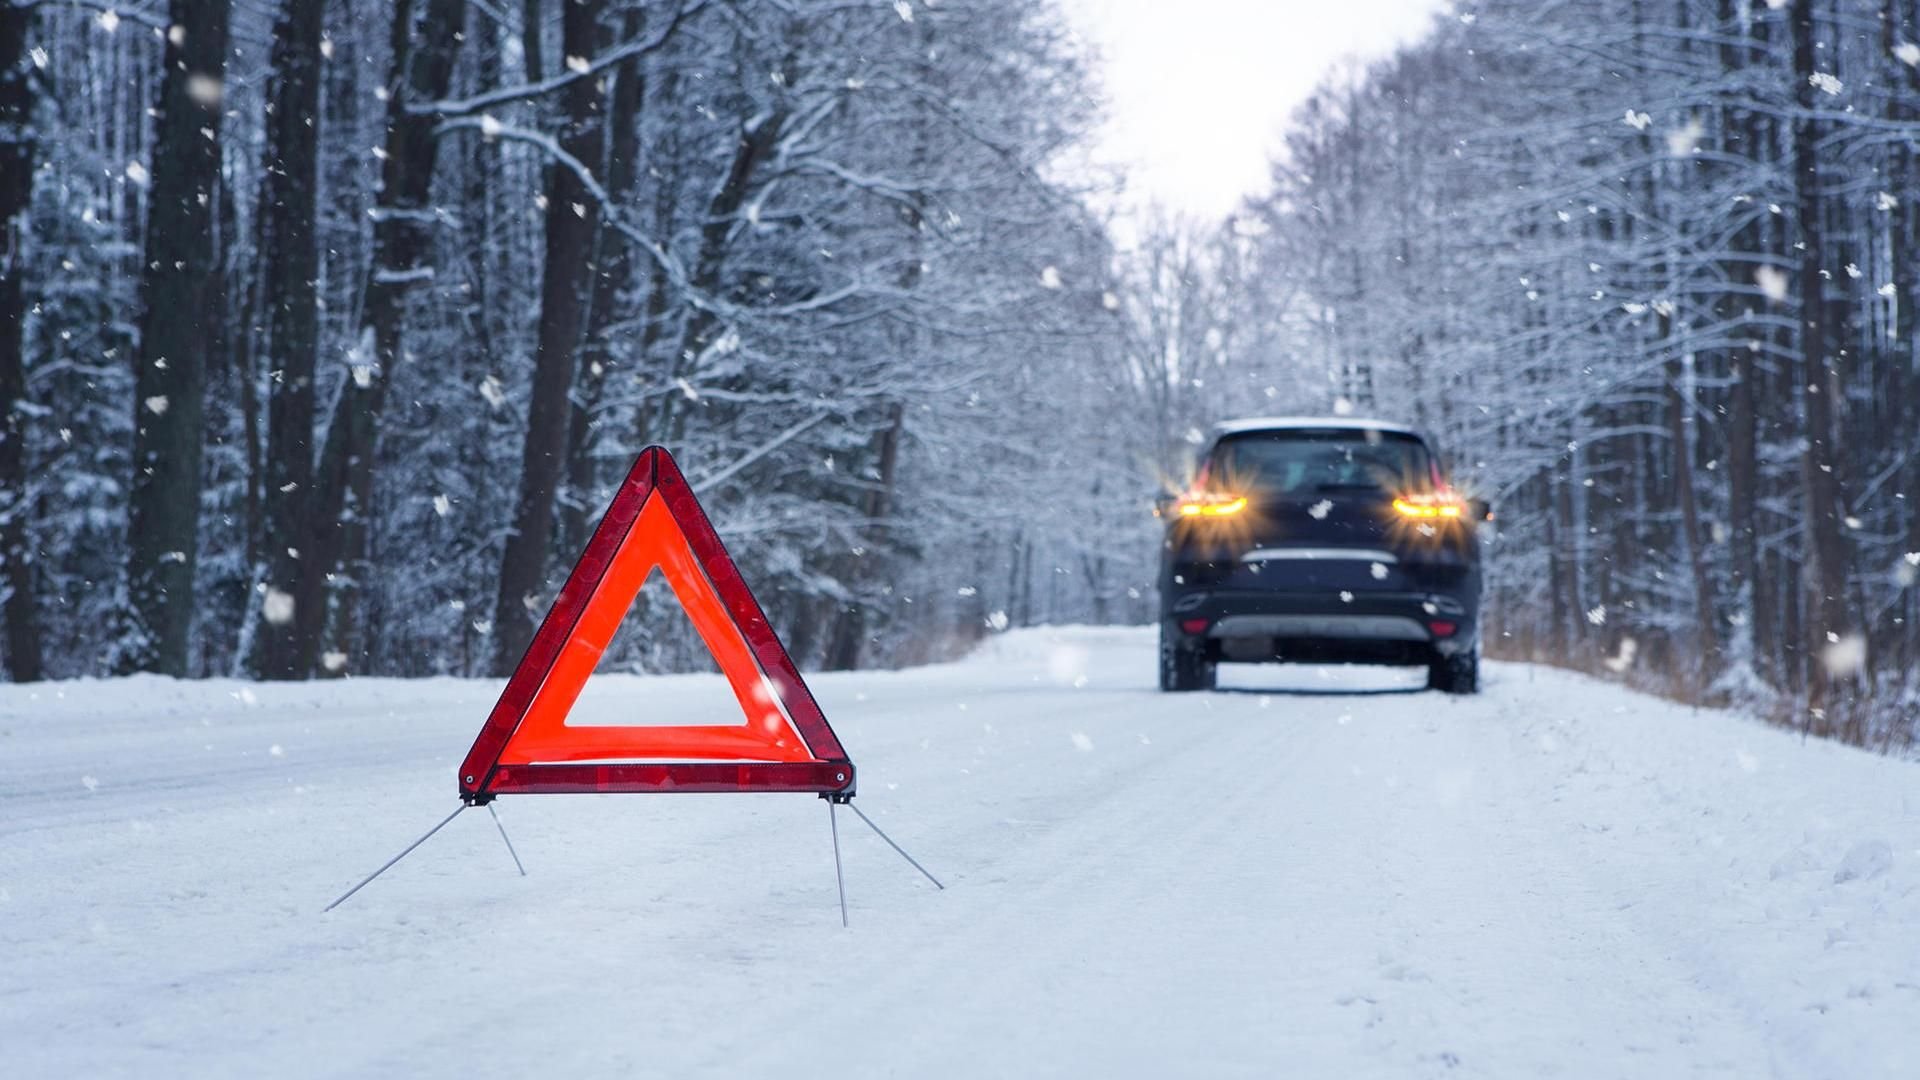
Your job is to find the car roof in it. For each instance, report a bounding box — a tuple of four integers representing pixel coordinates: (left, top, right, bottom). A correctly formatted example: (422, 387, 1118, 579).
(1210, 416, 1421, 439)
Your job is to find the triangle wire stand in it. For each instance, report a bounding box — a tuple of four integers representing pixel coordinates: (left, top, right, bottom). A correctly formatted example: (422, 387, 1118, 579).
(323, 792, 941, 923)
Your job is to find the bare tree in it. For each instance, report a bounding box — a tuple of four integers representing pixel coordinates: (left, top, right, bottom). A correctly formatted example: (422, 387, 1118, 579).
(122, 0, 232, 675)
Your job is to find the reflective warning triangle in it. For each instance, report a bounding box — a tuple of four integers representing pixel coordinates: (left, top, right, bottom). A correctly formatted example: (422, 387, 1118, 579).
(459, 446, 854, 802)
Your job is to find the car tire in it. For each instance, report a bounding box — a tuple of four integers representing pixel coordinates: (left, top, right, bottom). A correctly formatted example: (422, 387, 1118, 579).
(1427, 648, 1479, 695)
(1159, 630, 1216, 692)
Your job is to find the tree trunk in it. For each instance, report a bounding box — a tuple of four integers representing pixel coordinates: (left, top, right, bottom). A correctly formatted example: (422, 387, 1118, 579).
(1721, 0, 1764, 685)
(0, 2, 42, 681)
(254, 0, 328, 680)
(824, 403, 905, 671)
(656, 102, 789, 444)
(307, 0, 466, 674)
(562, 6, 648, 558)
(1666, 351, 1720, 690)
(122, 0, 232, 675)
(492, 0, 606, 674)
(1790, 0, 1856, 717)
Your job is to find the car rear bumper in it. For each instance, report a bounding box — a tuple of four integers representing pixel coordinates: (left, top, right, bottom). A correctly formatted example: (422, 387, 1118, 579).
(1162, 587, 1478, 663)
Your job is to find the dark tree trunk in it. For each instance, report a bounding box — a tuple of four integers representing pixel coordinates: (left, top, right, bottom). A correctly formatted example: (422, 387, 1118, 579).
(492, 0, 606, 674)
(657, 101, 788, 444)
(522, 0, 545, 83)
(1790, 0, 1856, 716)
(1721, 1, 1764, 682)
(255, 0, 329, 680)
(0, 2, 42, 681)
(562, 6, 648, 557)
(307, 0, 466, 673)
(122, 0, 232, 675)
(824, 403, 905, 671)
(1665, 352, 1720, 690)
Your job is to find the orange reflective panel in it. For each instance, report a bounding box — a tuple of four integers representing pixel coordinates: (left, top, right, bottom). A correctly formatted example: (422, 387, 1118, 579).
(496, 492, 813, 766)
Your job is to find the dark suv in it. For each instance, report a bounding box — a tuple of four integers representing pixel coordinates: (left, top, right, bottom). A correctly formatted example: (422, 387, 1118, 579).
(1157, 418, 1489, 694)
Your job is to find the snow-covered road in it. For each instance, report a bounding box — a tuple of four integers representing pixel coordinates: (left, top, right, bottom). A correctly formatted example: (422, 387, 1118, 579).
(3, 627, 1915, 1078)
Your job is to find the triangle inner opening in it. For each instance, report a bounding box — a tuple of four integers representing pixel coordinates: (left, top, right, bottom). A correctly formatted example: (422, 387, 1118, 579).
(563, 566, 748, 730)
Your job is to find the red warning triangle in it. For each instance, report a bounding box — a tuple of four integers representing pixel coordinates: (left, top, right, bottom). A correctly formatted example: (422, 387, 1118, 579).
(459, 446, 854, 801)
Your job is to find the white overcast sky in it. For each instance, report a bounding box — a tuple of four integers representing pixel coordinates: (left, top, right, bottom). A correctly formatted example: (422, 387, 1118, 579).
(1056, 0, 1449, 223)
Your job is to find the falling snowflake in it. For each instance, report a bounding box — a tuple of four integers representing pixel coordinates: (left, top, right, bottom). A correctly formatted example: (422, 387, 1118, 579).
(1877, 191, 1900, 211)
(1808, 72, 1842, 96)
(432, 494, 451, 517)
(1664, 117, 1704, 157)
(96, 10, 120, 33)
(1894, 555, 1916, 589)
(1754, 266, 1789, 304)
(985, 610, 1010, 632)
(29, 47, 48, 69)
(1897, 42, 1920, 67)
(143, 395, 168, 416)
(1819, 634, 1866, 678)
(1101, 291, 1120, 310)
(479, 114, 504, 139)
(564, 54, 591, 74)
(1623, 110, 1652, 131)
(1878, 283, 1898, 298)
(82, 775, 100, 791)
(125, 160, 148, 186)
(1339, 591, 1354, 603)
(1069, 732, 1093, 752)
(956, 585, 977, 597)
(261, 587, 296, 625)
(1603, 636, 1638, 673)
(1039, 266, 1062, 289)
(1308, 500, 1333, 520)
(478, 374, 506, 408)
(269, 744, 287, 757)
(320, 651, 348, 673)
(1370, 563, 1389, 580)
(1586, 604, 1607, 626)
(894, 0, 914, 21)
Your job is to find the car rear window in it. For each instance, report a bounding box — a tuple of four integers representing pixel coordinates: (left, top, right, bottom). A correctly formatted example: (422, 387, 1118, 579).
(1208, 429, 1436, 497)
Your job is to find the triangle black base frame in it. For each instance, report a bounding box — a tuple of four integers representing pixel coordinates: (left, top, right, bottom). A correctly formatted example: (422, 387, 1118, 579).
(323, 797, 942, 924)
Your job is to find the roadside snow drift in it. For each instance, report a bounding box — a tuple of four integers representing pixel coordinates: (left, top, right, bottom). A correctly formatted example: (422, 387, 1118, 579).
(2, 627, 1915, 1078)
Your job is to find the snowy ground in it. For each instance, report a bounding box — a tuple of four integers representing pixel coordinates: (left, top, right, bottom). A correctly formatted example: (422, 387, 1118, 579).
(3, 627, 1916, 1079)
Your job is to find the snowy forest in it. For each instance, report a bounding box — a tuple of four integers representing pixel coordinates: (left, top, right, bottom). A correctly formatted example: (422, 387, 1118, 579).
(1200, 0, 1920, 746)
(0, 0, 1148, 685)
(2, 0, 1918, 748)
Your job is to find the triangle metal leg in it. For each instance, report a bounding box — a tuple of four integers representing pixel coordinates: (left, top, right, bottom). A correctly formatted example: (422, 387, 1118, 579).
(487, 803, 527, 876)
(829, 799, 849, 927)
(324, 804, 467, 912)
(846, 800, 944, 890)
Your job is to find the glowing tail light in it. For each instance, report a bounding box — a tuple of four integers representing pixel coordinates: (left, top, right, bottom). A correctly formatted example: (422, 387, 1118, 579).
(1393, 494, 1464, 519)
(1177, 495, 1248, 518)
